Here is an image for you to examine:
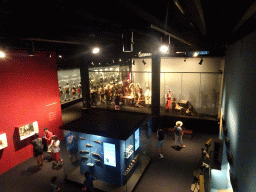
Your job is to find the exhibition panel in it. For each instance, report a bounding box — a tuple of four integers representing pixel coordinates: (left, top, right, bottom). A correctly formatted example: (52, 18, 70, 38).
(61, 110, 150, 192)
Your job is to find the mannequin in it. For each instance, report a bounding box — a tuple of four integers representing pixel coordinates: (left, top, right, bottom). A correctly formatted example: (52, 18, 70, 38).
(78, 82, 82, 98)
(72, 82, 76, 99)
(129, 83, 136, 105)
(144, 84, 151, 106)
(135, 83, 143, 108)
(165, 89, 172, 112)
(59, 85, 63, 102)
(64, 83, 70, 101)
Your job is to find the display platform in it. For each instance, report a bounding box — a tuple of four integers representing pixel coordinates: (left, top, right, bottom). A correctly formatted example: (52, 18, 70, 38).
(60, 109, 151, 192)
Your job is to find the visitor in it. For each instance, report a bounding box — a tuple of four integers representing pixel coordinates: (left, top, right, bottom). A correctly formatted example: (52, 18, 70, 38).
(174, 121, 186, 149)
(31, 133, 44, 167)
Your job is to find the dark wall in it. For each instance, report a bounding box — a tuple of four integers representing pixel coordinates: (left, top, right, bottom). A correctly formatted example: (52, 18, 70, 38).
(222, 30, 256, 192)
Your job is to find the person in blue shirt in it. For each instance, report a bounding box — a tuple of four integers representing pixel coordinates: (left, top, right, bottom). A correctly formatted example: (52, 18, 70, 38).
(82, 171, 95, 192)
(157, 128, 166, 158)
(174, 121, 186, 149)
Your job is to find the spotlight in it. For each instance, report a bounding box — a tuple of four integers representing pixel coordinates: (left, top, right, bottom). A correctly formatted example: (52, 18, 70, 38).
(92, 47, 100, 54)
(142, 59, 146, 65)
(199, 58, 203, 65)
(160, 45, 169, 54)
(0, 51, 6, 58)
(193, 52, 199, 57)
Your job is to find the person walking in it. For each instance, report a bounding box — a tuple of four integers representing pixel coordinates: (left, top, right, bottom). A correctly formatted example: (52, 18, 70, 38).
(156, 128, 165, 158)
(49, 135, 63, 168)
(82, 171, 95, 192)
(174, 121, 186, 149)
(31, 133, 44, 167)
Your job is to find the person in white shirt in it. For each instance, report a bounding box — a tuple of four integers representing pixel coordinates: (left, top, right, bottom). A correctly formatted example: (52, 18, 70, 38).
(49, 135, 63, 167)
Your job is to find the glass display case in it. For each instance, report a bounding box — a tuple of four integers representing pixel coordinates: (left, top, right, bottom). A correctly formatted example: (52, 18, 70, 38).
(57, 68, 82, 103)
(62, 123, 150, 192)
(0, 133, 8, 150)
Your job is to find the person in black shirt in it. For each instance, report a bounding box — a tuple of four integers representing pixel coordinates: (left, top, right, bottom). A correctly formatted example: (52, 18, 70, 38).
(31, 133, 44, 167)
(156, 128, 165, 158)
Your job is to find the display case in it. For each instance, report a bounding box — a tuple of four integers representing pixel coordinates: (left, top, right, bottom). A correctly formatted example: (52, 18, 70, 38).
(61, 110, 151, 192)
(0, 133, 8, 150)
(124, 144, 134, 159)
(57, 68, 82, 103)
(17, 121, 39, 140)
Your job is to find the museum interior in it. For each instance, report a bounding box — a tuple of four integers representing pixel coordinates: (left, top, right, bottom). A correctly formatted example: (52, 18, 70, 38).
(1, 1, 256, 192)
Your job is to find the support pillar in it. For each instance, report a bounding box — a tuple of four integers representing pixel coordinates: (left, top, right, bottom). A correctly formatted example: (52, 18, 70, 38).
(151, 53, 161, 119)
(80, 58, 91, 109)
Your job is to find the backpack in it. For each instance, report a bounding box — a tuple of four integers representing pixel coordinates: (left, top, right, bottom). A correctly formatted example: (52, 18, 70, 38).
(34, 139, 44, 152)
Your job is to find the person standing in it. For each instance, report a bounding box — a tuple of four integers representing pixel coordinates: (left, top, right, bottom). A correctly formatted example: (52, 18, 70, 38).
(174, 121, 186, 149)
(82, 171, 95, 192)
(44, 128, 53, 160)
(156, 128, 165, 158)
(49, 135, 63, 168)
(44, 128, 53, 148)
(165, 89, 172, 112)
(31, 133, 44, 167)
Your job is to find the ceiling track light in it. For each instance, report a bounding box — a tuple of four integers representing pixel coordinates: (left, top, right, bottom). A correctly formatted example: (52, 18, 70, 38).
(142, 59, 146, 65)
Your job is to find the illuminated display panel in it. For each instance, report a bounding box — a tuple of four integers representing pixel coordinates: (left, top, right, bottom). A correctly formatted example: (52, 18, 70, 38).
(135, 128, 140, 151)
(103, 142, 116, 167)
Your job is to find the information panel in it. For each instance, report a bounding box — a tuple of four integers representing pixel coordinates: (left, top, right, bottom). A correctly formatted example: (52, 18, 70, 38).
(135, 128, 140, 151)
(103, 142, 116, 167)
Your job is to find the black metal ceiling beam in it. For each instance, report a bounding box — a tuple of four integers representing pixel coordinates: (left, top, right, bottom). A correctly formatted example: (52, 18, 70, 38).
(27, 38, 86, 45)
(232, 0, 256, 34)
(150, 25, 193, 46)
(194, 0, 207, 36)
(119, 0, 195, 47)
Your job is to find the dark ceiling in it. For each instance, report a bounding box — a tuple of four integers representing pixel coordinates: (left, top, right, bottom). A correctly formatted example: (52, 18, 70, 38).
(1, 0, 256, 62)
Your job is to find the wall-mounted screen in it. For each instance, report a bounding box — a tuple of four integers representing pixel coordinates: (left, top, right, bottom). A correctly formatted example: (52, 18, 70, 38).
(103, 142, 116, 167)
(135, 128, 140, 151)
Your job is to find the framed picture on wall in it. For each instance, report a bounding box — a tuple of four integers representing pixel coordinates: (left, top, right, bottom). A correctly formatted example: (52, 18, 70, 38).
(17, 121, 39, 140)
(0, 133, 8, 150)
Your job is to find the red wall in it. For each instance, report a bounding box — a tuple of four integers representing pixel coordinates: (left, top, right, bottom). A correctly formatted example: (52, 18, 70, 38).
(0, 50, 63, 174)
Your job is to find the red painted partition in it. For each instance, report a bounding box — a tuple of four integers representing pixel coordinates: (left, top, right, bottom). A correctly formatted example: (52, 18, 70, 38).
(0, 50, 63, 174)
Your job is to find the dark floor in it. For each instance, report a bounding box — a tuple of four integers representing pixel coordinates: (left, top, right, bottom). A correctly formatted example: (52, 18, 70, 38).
(0, 101, 218, 192)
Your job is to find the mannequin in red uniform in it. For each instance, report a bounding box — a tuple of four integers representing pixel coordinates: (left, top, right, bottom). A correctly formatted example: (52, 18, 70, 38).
(165, 89, 172, 112)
